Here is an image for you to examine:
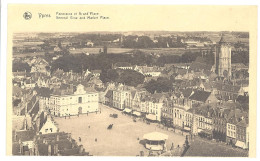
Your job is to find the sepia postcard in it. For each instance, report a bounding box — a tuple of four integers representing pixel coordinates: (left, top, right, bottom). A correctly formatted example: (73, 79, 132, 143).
(6, 4, 257, 157)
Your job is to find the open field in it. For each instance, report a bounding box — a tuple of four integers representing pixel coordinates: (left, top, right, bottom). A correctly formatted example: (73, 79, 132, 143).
(13, 52, 45, 58)
(69, 48, 134, 54)
(139, 48, 200, 55)
(70, 47, 212, 55)
(184, 137, 248, 157)
(55, 104, 186, 156)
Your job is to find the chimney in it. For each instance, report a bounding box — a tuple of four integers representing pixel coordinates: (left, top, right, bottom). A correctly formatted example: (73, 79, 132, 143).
(48, 144, 52, 156)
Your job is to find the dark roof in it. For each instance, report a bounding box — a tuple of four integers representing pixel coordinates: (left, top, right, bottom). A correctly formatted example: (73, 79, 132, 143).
(105, 90, 113, 98)
(15, 129, 36, 142)
(189, 56, 213, 72)
(181, 88, 193, 98)
(30, 101, 39, 116)
(236, 95, 249, 104)
(35, 87, 52, 98)
(39, 112, 47, 131)
(189, 90, 211, 102)
(114, 62, 132, 67)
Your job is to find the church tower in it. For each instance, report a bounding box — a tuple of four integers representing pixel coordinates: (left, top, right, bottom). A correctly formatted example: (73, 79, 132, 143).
(214, 35, 232, 78)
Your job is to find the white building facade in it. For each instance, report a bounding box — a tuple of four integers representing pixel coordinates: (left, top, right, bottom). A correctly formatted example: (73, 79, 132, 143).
(48, 84, 99, 117)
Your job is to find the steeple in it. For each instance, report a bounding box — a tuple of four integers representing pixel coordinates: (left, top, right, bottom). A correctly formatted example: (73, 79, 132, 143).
(219, 34, 229, 44)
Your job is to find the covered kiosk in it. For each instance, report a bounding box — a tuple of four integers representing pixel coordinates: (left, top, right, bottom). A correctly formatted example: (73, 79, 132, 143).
(143, 132, 168, 151)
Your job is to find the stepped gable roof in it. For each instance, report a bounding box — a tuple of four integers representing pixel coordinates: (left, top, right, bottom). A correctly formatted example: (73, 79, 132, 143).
(189, 90, 211, 103)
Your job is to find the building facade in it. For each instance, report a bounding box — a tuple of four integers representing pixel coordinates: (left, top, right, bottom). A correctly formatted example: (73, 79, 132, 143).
(48, 84, 99, 117)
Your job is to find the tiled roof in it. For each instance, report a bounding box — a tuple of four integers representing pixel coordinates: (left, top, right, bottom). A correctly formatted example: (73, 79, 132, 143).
(190, 57, 213, 72)
(15, 129, 36, 142)
(35, 87, 52, 98)
(114, 62, 132, 67)
(181, 88, 193, 98)
(105, 90, 113, 98)
(189, 90, 211, 103)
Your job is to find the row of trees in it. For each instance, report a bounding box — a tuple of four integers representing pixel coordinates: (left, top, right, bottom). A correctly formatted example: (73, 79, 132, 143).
(122, 35, 186, 48)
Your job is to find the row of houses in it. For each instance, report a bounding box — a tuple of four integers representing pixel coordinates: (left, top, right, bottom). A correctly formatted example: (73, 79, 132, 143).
(103, 83, 249, 149)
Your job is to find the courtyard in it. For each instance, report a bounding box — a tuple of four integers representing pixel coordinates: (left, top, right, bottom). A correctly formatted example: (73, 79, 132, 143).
(55, 104, 186, 156)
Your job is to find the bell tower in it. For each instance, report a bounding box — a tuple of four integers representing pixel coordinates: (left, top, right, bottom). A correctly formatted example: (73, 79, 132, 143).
(215, 35, 232, 78)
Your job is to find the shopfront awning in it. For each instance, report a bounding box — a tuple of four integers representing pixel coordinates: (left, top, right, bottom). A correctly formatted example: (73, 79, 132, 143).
(184, 127, 191, 131)
(123, 108, 132, 113)
(146, 114, 157, 121)
(143, 132, 168, 141)
(133, 111, 142, 117)
(235, 140, 247, 149)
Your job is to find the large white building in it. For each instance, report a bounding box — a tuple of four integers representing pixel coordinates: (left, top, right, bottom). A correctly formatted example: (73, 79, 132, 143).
(48, 84, 99, 117)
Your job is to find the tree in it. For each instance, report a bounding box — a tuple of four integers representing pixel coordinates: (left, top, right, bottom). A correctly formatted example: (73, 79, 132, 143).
(145, 77, 173, 94)
(117, 70, 145, 87)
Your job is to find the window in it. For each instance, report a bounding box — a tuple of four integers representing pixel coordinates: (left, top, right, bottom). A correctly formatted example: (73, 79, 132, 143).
(78, 97, 82, 103)
(45, 129, 48, 133)
(50, 128, 53, 132)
